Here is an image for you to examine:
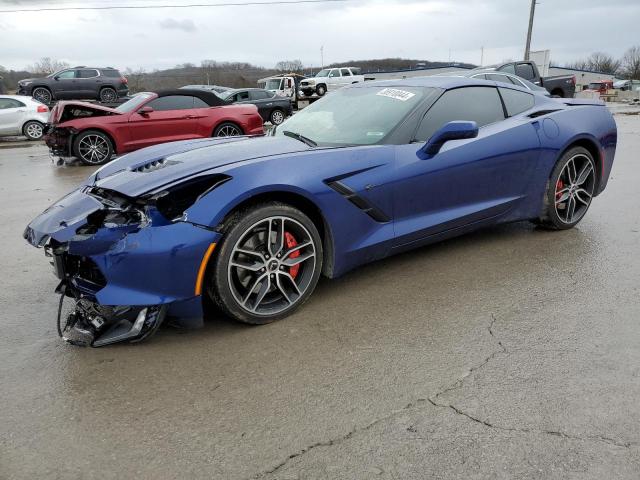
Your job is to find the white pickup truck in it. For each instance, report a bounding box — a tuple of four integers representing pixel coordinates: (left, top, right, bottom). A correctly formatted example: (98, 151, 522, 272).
(299, 67, 364, 97)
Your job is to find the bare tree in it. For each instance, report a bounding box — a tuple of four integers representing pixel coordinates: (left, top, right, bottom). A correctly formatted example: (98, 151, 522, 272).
(620, 46, 640, 80)
(565, 52, 619, 74)
(27, 57, 70, 75)
(275, 60, 304, 73)
(123, 67, 147, 93)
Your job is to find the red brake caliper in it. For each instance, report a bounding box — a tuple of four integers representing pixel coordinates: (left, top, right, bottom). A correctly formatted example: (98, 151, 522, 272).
(555, 179, 564, 201)
(284, 231, 300, 279)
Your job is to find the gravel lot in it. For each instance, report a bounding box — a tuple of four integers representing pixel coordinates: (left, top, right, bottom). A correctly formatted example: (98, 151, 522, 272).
(1, 112, 639, 479)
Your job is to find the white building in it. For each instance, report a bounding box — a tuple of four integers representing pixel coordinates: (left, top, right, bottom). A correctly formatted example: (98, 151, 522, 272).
(548, 66, 618, 92)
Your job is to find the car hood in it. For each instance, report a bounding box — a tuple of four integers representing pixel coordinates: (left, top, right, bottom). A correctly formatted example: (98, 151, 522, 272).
(24, 135, 310, 246)
(89, 135, 310, 197)
(50, 101, 121, 125)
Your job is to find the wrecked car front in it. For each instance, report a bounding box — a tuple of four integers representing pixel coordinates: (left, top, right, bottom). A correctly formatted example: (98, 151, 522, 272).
(44, 101, 121, 156)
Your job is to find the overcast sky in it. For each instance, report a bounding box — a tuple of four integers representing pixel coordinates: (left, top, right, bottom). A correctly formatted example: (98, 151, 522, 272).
(0, 0, 638, 72)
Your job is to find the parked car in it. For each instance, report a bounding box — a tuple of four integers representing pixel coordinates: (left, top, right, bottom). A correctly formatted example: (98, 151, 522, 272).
(478, 61, 576, 98)
(180, 84, 230, 94)
(44, 89, 263, 165)
(0, 95, 50, 140)
(441, 69, 550, 96)
(17, 67, 128, 104)
(299, 66, 364, 97)
(220, 88, 292, 125)
(585, 80, 614, 94)
(24, 77, 617, 346)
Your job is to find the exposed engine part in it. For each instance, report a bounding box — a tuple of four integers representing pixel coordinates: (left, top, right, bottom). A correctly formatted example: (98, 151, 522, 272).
(57, 295, 167, 347)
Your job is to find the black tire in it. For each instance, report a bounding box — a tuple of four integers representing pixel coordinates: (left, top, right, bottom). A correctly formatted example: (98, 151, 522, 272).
(22, 120, 44, 140)
(32, 87, 52, 104)
(99, 87, 117, 103)
(316, 84, 327, 96)
(73, 130, 114, 165)
(535, 146, 597, 230)
(208, 202, 323, 325)
(270, 108, 285, 125)
(213, 122, 243, 137)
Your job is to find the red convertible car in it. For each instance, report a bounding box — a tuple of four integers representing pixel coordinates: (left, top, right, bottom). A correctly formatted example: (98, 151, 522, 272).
(45, 89, 264, 165)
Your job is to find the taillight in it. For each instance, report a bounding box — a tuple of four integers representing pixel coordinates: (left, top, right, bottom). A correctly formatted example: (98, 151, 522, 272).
(121, 76, 128, 84)
(37, 105, 49, 113)
(570, 75, 576, 85)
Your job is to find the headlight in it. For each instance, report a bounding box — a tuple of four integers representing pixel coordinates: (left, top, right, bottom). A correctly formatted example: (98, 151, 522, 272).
(20, 81, 33, 86)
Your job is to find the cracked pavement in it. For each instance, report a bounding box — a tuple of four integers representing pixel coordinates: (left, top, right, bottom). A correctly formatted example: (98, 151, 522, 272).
(1, 114, 639, 479)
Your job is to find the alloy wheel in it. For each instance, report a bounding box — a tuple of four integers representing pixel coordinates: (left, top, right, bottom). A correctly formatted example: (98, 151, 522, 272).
(25, 122, 43, 140)
(554, 154, 596, 224)
(271, 110, 284, 125)
(78, 134, 110, 164)
(216, 124, 241, 137)
(32, 88, 51, 104)
(100, 88, 116, 103)
(227, 216, 317, 316)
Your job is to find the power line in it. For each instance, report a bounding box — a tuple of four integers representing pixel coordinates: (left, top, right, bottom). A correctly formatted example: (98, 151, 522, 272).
(0, 0, 348, 13)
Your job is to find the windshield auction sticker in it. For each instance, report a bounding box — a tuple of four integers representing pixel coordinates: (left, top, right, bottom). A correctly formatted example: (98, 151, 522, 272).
(376, 88, 416, 101)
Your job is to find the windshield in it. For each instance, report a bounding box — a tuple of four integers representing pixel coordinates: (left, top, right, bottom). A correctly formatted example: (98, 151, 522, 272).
(315, 69, 330, 77)
(114, 92, 154, 112)
(273, 86, 435, 146)
(265, 79, 283, 90)
(588, 82, 605, 89)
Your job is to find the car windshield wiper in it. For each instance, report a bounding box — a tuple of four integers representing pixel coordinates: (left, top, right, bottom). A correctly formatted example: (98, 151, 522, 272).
(282, 130, 317, 148)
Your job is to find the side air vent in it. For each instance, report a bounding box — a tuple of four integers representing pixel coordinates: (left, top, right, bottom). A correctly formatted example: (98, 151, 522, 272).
(325, 180, 390, 223)
(528, 109, 561, 118)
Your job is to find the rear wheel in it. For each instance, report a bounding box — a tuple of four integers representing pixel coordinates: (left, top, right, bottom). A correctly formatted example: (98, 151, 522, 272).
(213, 122, 242, 137)
(209, 203, 323, 325)
(23, 120, 44, 140)
(536, 147, 596, 230)
(32, 87, 52, 104)
(73, 130, 114, 165)
(270, 108, 285, 125)
(99, 87, 117, 103)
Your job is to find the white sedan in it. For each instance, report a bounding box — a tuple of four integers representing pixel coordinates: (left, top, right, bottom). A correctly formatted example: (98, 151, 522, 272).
(0, 95, 50, 140)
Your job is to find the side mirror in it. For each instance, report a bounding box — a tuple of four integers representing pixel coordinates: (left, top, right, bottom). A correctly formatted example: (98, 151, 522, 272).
(138, 106, 154, 115)
(53, 76, 60, 81)
(419, 121, 478, 158)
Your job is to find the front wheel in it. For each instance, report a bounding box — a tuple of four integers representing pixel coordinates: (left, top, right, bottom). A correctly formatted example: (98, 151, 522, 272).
(535, 146, 597, 230)
(32, 87, 52, 104)
(73, 130, 114, 165)
(316, 84, 327, 96)
(209, 203, 323, 325)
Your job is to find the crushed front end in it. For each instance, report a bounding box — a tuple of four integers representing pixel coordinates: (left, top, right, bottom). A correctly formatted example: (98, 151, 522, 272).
(24, 183, 222, 347)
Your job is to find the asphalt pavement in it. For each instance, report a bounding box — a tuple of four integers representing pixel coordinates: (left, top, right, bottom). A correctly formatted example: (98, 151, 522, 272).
(1, 113, 639, 479)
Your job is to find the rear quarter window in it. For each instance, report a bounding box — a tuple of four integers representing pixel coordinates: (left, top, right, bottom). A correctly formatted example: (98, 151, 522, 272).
(499, 88, 535, 116)
(101, 70, 122, 78)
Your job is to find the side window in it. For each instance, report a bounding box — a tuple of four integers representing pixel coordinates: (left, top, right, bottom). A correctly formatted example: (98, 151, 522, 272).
(57, 70, 76, 79)
(78, 69, 99, 78)
(515, 63, 535, 80)
(147, 95, 195, 111)
(193, 97, 209, 108)
(414, 87, 505, 141)
(329, 69, 341, 78)
(236, 91, 250, 101)
(486, 73, 514, 85)
(0, 98, 25, 109)
(249, 90, 269, 100)
(498, 64, 516, 75)
(498, 88, 534, 116)
(340, 68, 351, 76)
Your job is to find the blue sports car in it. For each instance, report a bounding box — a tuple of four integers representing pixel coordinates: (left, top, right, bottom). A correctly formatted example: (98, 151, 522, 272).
(24, 77, 617, 346)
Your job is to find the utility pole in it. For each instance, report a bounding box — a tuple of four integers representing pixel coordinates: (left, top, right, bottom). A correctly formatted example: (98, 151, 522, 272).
(524, 0, 536, 61)
(480, 46, 484, 66)
(320, 45, 324, 69)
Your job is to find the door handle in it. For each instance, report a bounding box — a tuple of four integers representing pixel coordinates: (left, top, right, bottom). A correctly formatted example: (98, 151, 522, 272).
(184, 115, 196, 119)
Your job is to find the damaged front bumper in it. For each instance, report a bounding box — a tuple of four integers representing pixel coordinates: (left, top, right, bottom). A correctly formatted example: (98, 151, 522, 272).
(44, 126, 75, 158)
(25, 186, 221, 347)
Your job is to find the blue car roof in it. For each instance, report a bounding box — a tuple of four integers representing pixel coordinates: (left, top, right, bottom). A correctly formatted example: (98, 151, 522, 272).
(352, 76, 512, 90)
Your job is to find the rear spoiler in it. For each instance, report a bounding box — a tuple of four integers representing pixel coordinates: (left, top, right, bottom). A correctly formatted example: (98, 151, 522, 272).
(562, 98, 605, 107)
